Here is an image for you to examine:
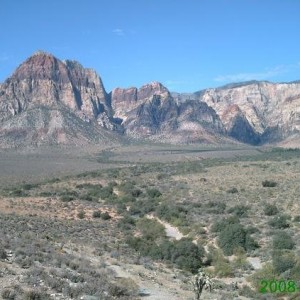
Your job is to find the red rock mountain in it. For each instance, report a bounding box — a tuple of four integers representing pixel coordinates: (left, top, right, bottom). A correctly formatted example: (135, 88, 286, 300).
(0, 52, 300, 147)
(0, 52, 120, 147)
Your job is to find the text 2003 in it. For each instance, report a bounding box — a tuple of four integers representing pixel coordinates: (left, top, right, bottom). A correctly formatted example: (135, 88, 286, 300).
(260, 280, 300, 293)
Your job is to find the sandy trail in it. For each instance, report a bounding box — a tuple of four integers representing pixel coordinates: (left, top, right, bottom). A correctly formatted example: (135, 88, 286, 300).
(146, 214, 185, 240)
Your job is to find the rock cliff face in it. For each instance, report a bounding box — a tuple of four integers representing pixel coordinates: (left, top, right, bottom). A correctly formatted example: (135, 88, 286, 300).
(1, 52, 300, 147)
(173, 81, 300, 145)
(200, 81, 300, 144)
(0, 51, 120, 147)
(110, 82, 225, 143)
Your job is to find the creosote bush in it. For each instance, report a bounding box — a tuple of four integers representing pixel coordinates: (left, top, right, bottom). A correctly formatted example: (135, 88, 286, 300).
(92, 210, 101, 218)
(263, 203, 279, 216)
(100, 212, 111, 220)
(146, 188, 162, 198)
(262, 180, 277, 187)
(77, 210, 85, 219)
(268, 214, 290, 229)
(216, 221, 258, 255)
(272, 231, 295, 250)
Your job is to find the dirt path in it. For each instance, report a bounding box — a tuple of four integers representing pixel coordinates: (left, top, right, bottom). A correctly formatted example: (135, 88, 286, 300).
(146, 214, 185, 240)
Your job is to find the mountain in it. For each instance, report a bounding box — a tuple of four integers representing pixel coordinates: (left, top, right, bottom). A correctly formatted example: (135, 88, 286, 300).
(0, 51, 121, 147)
(110, 82, 226, 143)
(173, 81, 300, 146)
(0, 52, 300, 148)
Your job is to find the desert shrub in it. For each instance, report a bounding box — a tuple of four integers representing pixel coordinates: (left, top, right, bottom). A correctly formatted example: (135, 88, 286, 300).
(170, 238, 205, 272)
(218, 223, 258, 255)
(80, 193, 98, 201)
(0, 246, 7, 259)
(92, 210, 101, 218)
(1, 289, 17, 300)
(77, 210, 85, 219)
(100, 212, 111, 220)
(227, 187, 238, 194)
(137, 218, 165, 240)
(211, 216, 240, 233)
(128, 236, 204, 273)
(119, 194, 136, 203)
(76, 183, 102, 189)
(238, 285, 258, 299)
(146, 188, 162, 198)
(293, 215, 300, 222)
(118, 214, 136, 230)
(268, 214, 290, 229)
(227, 205, 250, 217)
(272, 251, 296, 274)
(262, 180, 277, 187)
(118, 181, 136, 193)
(272, 231, 295, 250)
(9, 188, 28, 197)
(131, 188, 143, 197)
(250, 263, 278, 290)
(156, 203, 188, 225)
(206, 201, 226, 214)
(108, 278, 138, 297)
(246, 226, 260, 234)
(60, 195, 75, 202)
(24, 290, 50, 300)
(263, 203, 279, 216)
(208, 248, 234, 277)
(21, 183, 39, 190)
(99, 186, 115, 199)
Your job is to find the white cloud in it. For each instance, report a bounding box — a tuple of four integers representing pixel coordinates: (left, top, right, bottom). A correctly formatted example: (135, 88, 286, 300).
(214, 64, 300, 83)
(112, 28, 125, 36)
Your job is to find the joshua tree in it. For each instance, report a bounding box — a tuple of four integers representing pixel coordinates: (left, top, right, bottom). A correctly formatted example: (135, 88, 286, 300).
(192, 269, 213, 300)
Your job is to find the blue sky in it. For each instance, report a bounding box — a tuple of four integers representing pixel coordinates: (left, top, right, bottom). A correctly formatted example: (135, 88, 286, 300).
(1, 0, 300, 92)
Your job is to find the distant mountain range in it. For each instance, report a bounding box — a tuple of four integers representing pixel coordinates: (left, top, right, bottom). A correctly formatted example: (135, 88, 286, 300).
(0, 51, 300, 148)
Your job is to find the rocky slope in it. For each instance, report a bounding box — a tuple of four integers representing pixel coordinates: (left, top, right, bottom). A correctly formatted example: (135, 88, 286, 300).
(1, 52, 300, 147)
(110, 82, 226, 143)
(173, 81, 300, 145)
(0, 51, 121, 147)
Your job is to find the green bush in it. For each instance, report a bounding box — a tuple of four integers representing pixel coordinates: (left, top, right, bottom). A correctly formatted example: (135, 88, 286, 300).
(268, 214, 290, 229)
(262, 180, 277, 187)
(227, 187, 238, 194)
(293, 215, 300, 222)
(263, 203, 279, 216)
(211, 216, 240, 233)
(272, 251, 296, 274)
(9, 189, 28, 197)
(0, 247, 7, 259)
(227, 205, 250, 217)
(156, 203, 188, 225)
(118, 215, 136, 230)
(101, 212, 111, 220)
(206, 201, 226, 214)
(208, 248, 234, 277)
(137, 218, 165, 240)
(127, 236, 204, 273)
(77, 210, 85, 219)
(60, 195, 75, 202)
(2, 288, 17, 299)
(131, 188, 143, 197)
(146, 188, 162, 198)
(24, 290, 50, 300)
(92, 210, 101, 218)
(218, 223, 258, 255)
(272, 231, 295, 250)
